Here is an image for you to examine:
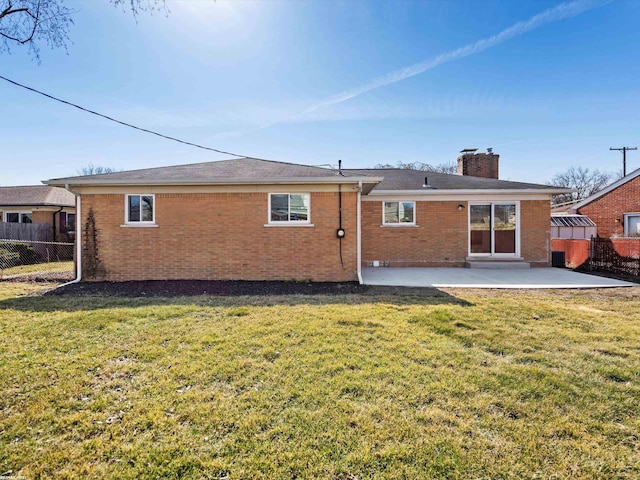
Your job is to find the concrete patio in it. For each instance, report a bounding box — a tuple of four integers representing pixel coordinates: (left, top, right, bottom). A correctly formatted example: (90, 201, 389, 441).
(361, 267, 636, 289)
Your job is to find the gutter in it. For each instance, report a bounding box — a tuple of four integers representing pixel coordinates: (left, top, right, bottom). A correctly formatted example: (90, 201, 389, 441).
(367, 188, 574, 196)
(357, 180, 363, 285)
(43, 175, 384, 188)
(56, 185, 82, 287)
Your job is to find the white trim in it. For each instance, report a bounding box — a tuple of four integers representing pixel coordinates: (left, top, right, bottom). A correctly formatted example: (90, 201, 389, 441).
(573, 167, 640, 210)
(120, 224, 160, 228)
(267, 193, 311, 225)
(357, 180, 362, 284)
(124, 194, 156, 225)
(468, 201, 521, 258)
(624, 212, 640, 236)
(57, 190, 81, 288)
(46, 176, 382, 187)
(380, 224, 420, 228)
(367, 188, 570, 196)
(263, 224, 314, 228)
(362, 193, 553, 202)
(382, 201, 416, 226)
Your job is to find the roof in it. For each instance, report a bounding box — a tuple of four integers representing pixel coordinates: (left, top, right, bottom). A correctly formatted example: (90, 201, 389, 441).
(572, 167, 640, 210)
(43, 157, 571, 195)
(45, 158, 380, 187)
(345, 168, 571, 194)
(550, 214, 596, 227)
(0, 185, 75, 207)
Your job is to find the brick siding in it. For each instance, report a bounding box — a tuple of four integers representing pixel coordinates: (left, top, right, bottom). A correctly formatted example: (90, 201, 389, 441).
(578, 175, 640, 237)
(79, 191, 358, 282)
(362, 199, 551, 267)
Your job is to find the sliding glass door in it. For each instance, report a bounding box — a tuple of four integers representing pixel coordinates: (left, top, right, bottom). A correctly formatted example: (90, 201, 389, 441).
(469, 203, 518, 256)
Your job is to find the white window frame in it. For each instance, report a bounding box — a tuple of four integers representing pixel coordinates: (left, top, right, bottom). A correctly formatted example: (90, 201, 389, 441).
(468, 201, 520, 257)
(382, 201, 416, 226)
(267, 193, 312, 226)
(624, 212, 640, 237)
(3, 211, 32, 223)
(124, 194, 156, 226)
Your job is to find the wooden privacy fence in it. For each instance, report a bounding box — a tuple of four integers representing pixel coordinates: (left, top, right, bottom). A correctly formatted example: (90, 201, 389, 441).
(552, 237, 640, 277)
(0, 222, 51, 241)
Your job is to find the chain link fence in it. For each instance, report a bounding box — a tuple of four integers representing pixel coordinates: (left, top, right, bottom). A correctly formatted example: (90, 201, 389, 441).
(0, 239, 75, 281)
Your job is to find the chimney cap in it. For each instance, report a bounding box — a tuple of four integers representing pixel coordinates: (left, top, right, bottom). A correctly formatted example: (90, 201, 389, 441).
(460, 148, 478, 154)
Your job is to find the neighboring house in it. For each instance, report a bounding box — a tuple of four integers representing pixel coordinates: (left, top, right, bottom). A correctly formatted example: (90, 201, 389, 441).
(564, 168, 640, 237)
(44, 152, 569, 282)
(0, 186, 76, 241)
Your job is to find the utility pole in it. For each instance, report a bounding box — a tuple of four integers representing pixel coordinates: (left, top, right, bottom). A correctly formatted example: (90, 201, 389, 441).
(610, 146, 637, 177)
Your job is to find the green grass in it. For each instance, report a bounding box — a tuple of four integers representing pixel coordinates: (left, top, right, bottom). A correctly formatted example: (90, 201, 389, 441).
(1, 283, 639, 479)
(1, 260, 74, 277)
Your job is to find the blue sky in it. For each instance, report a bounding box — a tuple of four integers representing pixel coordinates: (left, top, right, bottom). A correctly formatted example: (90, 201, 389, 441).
(2, 0, 639, 185)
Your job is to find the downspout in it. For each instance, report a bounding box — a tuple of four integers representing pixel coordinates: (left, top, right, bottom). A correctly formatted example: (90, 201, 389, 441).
(357, 180, 362, 284)
(57, 185, 82, 287)
(53, 206, 64, 243)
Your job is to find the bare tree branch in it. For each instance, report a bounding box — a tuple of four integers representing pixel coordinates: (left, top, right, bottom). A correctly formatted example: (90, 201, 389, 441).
(547, 166, 619, 205)
(0, 0, 166, 62)
(374, 161, 458, 174)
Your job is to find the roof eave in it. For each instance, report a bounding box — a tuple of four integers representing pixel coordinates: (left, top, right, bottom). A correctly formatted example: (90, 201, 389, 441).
(367, 188, 572, 195)
(44, 176, 383, 188)
(0, 202, 75, 207)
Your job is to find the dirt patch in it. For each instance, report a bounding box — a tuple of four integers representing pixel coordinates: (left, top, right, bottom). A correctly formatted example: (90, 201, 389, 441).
(43, 280, 456, 298)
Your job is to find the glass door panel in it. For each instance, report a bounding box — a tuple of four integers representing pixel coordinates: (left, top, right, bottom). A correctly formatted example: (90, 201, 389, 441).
(494, 204, 516, 254)
(470, 205, 491, 254)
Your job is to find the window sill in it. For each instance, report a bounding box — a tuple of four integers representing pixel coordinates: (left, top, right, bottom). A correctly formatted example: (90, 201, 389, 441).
(380, 224, 419, 228)
(264, 223, 314, 227)
(120, 223, 159, 228)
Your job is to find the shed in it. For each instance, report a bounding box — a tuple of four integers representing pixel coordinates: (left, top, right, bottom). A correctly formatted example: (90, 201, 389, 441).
(551, 214, 596, 239)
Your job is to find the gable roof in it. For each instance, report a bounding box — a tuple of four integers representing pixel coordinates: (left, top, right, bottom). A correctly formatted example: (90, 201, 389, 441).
(45, 158, 380, 187)
(0, 185, 75, 207)
(572, 167, 640, 210)
(345, 168, 571, 194)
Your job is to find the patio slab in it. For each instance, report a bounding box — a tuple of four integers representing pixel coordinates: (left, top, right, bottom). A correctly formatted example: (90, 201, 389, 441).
(361, 267, 636, 289)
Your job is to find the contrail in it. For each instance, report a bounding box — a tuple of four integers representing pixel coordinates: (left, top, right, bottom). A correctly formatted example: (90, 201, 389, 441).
(266, 0, 611, 126)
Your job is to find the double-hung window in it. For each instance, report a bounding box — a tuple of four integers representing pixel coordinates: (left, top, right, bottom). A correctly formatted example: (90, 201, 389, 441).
(383, 201, 415, 225)
(269, 193, 310, 224)
(624, 213, 640, 236)
(4, 212, 32, 224)
(126, 194, 155, 224)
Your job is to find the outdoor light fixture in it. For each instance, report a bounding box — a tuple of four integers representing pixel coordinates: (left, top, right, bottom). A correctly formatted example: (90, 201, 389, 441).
(457, 204, 465, 211)
(336, 228, 346, 238)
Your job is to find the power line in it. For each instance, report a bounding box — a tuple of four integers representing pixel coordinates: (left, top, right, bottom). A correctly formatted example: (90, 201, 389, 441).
(0, 74, 261, 159)
(610, 146, 638, 177)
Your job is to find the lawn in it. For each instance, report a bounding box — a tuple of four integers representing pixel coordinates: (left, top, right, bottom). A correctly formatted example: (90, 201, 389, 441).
(0, 282, 639, 479)
(0, 260, 74, 279)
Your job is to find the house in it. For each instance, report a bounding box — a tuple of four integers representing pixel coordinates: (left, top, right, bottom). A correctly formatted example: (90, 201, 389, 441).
(44, 151, 569, 282)
(563, 168, 640, 237)
(0, 185, 76, 241)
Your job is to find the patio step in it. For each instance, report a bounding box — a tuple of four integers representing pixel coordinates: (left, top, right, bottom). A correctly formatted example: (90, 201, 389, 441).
(464, 260, 531, 269)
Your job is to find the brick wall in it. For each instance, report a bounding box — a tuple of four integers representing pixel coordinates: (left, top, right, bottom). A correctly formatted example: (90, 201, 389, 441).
(520, 200, 552, 266)
(361, 200, 468, 267)
(578, 175, 640, 237)
(79, 191, 358, 282)
(362, 199, 551, 267)
(457, 153, 499, 179)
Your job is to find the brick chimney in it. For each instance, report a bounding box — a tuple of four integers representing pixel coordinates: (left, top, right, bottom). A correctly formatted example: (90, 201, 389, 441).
(457, 148, 499, 179)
